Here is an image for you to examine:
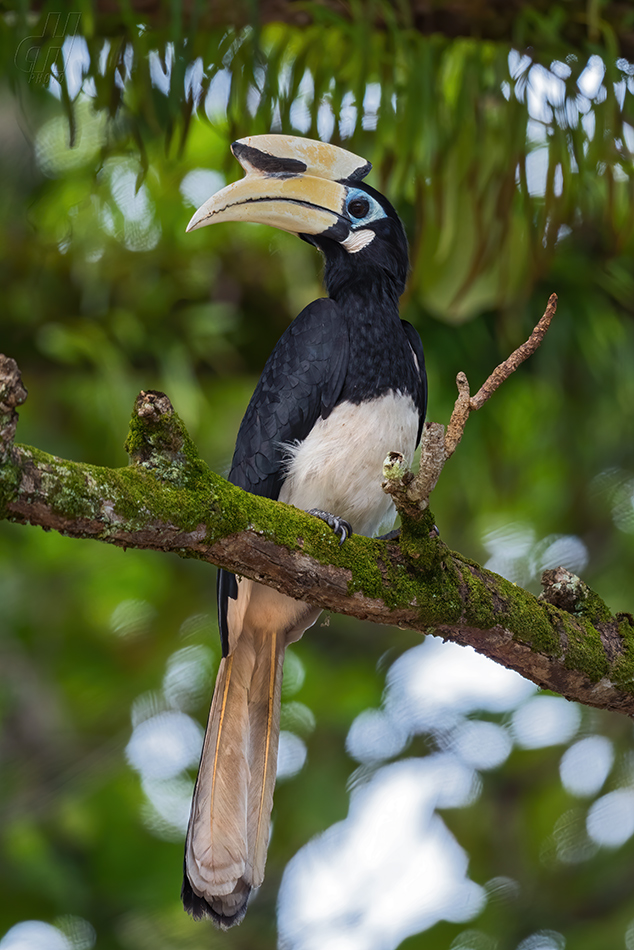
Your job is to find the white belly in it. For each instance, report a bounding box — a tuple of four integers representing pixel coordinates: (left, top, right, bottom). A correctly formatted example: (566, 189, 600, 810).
(278, 393, 419, 537)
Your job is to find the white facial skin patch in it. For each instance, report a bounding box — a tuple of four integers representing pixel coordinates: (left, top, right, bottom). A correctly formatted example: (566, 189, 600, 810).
(341, 228, 376, 253)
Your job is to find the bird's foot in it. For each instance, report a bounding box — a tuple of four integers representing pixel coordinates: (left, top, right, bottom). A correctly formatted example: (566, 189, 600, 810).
(307, 509, 353, 546)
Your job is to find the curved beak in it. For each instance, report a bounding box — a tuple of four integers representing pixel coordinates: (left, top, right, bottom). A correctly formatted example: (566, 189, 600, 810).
(186, 134, 372, 241)
(186, 172, 350, 240)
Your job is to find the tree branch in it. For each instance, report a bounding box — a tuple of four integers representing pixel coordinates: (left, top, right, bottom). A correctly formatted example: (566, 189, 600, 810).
(382, 294, 558, 517)
(2, 345, 634, 717)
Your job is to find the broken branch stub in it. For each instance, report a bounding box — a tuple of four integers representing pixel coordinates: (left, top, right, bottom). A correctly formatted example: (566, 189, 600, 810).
(382, 421, 446, 518)
(0, 355, 28, 461)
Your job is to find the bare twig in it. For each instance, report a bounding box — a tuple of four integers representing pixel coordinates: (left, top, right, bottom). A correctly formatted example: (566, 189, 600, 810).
(383, 294, 558, 517)
(445, 370, 472, 458)
(445, 292, 558, 459)
(469, 292, 558, 411)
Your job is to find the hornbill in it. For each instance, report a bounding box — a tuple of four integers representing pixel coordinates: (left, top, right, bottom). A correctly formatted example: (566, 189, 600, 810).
(181, 135, 427, 927)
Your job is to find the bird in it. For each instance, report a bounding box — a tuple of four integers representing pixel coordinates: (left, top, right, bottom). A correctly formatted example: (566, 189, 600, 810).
(181, 134, 427, 928)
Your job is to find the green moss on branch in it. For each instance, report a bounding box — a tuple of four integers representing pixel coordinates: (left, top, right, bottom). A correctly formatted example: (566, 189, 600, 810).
(3, 383, 634, 716)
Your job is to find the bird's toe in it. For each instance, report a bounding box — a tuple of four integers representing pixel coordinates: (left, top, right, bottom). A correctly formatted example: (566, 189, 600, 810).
(307, 509, 353, 546)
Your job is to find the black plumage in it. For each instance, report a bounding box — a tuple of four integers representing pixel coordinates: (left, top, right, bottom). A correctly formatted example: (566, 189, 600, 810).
(216, 184, 427, 658)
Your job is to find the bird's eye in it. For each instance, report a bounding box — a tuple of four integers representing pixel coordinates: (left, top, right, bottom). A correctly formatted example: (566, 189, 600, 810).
(347, 197, 370, 219)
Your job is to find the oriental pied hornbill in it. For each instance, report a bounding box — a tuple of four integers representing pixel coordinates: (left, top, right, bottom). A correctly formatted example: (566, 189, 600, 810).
(181, 135, 427, 928)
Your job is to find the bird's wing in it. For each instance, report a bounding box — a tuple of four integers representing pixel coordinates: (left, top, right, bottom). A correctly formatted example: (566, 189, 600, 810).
(217, 297, 349, 655)
(229, 296, 349, 498)
(401, 319, 428, 446)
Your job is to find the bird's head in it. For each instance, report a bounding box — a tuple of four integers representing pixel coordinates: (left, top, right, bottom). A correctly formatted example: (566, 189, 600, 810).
(186, 135, 409, 299)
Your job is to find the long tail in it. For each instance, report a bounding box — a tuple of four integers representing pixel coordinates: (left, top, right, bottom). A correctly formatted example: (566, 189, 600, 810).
(182, 618, 285, 928)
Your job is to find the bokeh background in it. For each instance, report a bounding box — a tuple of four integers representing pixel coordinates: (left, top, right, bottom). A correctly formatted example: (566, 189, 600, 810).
(2, 3, 634, 949)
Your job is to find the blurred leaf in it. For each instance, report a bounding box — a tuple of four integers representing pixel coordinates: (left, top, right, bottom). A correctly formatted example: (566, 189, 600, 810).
(3, 4, 634, 950)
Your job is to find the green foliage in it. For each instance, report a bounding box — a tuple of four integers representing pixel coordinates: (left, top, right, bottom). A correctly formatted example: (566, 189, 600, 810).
(2, 4, 634, 950)
(6, 1, 634, 324)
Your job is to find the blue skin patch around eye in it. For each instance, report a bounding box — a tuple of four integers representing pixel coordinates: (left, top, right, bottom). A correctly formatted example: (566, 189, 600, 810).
(345, 188, 386, 227)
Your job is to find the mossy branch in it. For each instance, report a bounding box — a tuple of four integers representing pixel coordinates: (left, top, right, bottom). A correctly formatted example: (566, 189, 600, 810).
(2, 352, 634, 716)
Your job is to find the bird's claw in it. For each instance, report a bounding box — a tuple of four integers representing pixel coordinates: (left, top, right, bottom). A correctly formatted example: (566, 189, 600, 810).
(308, 509, 353, 546)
